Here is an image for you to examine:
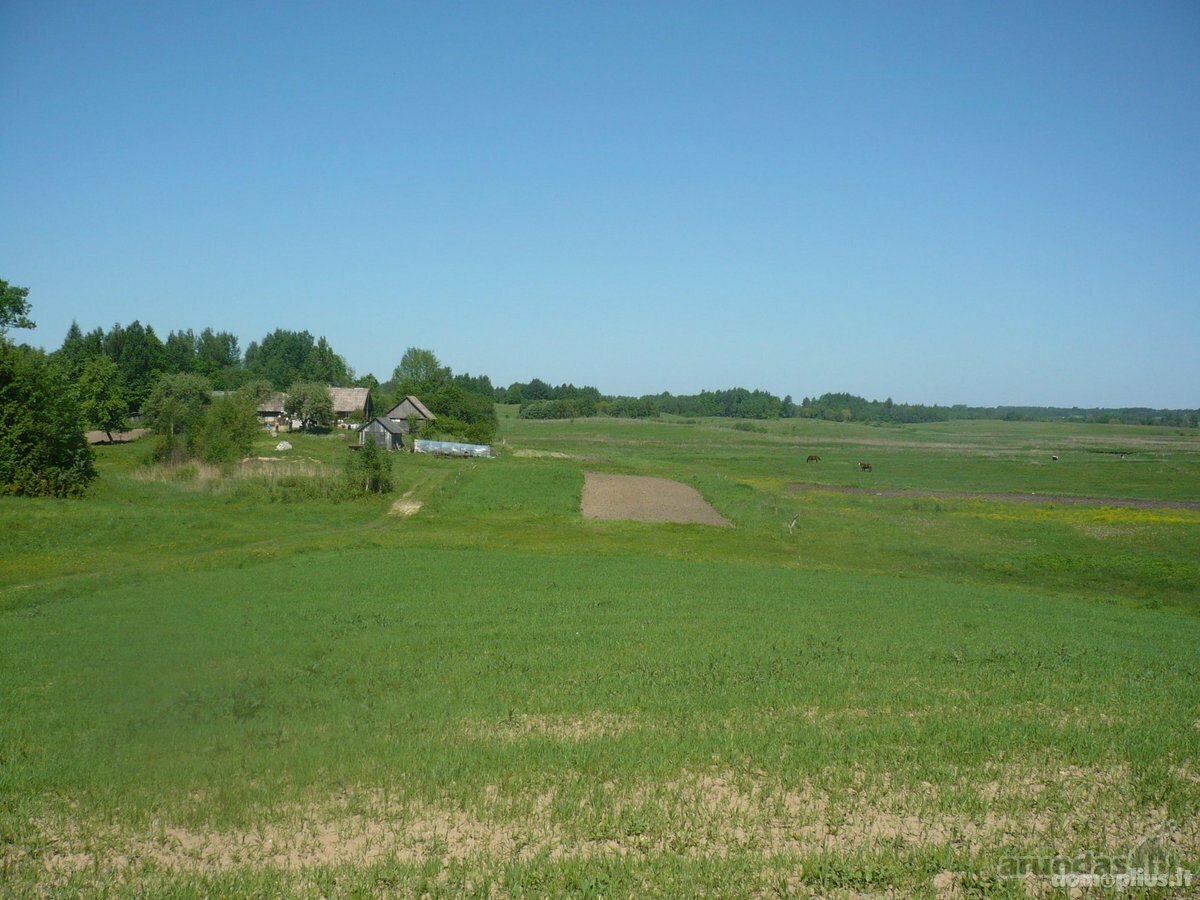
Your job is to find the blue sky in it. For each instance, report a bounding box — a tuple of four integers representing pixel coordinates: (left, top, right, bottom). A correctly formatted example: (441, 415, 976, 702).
(2, 1, 1197, 407)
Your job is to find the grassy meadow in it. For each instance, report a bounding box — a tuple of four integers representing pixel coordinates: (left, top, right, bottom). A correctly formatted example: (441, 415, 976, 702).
(2, 413, 1199, 896)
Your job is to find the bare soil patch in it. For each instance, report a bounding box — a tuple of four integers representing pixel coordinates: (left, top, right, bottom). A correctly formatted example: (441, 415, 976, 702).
(389, 499, 422, 517)
(789, 482, 1200, 511)
(389, 490, 423, 517)
(582, 473, 730, 526)
(84, 428, 148, 445)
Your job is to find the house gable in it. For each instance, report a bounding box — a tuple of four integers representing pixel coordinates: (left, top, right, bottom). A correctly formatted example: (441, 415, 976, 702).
(384, 395, 436, 425)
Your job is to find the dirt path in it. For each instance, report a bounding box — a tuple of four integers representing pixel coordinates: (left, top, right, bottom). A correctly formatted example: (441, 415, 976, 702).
(788, 482, 1200, 511)
(582, 473, 730, 525)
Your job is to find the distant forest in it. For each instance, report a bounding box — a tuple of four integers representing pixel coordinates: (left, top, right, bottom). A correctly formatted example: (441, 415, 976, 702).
(44, 320, 1200, 429)
(504, 381, 1198, 428)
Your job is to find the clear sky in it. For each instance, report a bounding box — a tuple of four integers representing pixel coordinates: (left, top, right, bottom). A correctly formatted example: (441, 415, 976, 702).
(2, 1, 1197, 407)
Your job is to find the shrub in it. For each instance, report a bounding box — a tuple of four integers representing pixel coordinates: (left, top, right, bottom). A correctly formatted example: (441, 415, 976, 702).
(343, 441, 394, 495)
(464, 420, 495, 445)
(195, 393, 259, 465)
(0, 342, 96, 497)
(520, 398, 579, 419)
(143, 373, 212, 462)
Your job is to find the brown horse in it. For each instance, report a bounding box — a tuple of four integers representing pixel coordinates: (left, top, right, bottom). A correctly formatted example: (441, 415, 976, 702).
(857, 461, 873, 472)
(806, 454, 820, 463)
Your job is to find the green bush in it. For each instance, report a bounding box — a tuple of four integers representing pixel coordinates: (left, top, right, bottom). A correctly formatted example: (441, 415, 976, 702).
(464, 420, 495, 444)
(0, 342, 97, 497)
(143, 373, 213, 463)
(519, 398, 579, 419)
(343, 441, 394, 495)
(195, 394, 259, 465)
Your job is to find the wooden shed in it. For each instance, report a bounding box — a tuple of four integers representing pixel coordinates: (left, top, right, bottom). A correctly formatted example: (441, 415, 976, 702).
(384, 395, 437, 432)
(358, 417, 405, 451)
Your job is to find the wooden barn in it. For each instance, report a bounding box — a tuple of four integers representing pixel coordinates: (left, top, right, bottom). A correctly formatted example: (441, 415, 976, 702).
(358, 417, 406, 451)
(384, 395, 437, 432)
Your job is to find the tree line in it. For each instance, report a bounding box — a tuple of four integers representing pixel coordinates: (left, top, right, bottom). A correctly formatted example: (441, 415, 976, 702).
(508, 383, 1198, 428)
(3, 276, 1196, 498)
(0, 281, 502, 497)
(52, 318, 500, 442)
(55, 321, 353, 409)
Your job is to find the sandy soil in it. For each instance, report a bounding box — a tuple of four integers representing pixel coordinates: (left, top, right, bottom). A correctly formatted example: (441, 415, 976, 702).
(582, 472, 730, 525)
(84, 428, 149, 445)
(788, 482, 1200, 511)
(389, 499, 423, 517)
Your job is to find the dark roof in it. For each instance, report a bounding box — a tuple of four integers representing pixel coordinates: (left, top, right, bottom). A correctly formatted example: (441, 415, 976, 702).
(258, 392, 287, 414)
(360, 416, 405, 434)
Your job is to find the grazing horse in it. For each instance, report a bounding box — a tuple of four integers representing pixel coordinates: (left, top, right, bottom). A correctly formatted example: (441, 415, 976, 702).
(857, 461, 873, 472)
(806, 454, 821, 463)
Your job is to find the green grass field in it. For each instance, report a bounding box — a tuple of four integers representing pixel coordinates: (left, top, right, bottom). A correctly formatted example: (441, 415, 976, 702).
(2, 416, 1198, 896)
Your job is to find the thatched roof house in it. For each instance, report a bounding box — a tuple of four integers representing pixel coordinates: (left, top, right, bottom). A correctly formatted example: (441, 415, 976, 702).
(257, 392, 287, 420)
(385, 395, 436, 432)
(329, 386, 372, 422)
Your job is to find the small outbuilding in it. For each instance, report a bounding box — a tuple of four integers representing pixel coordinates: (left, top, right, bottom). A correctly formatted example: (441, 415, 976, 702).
(385, 395, 437, 432)
(358, 417, 406, 451)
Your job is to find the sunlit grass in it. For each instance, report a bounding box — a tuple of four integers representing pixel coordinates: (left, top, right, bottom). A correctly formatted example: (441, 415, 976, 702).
(1, 416, 1198, 894)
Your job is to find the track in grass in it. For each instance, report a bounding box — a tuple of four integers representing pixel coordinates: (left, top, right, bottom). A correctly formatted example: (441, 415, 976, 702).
(789, 481, 1200, 510)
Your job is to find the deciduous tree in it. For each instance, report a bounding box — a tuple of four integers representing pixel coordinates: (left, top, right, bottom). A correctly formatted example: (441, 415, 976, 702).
(143, 372, 212, 462)
(392, 347, 450, 398)
(0, 279, 34, 334)
(285, 382, 334, 432)
(76, 356, 130, 442)
(0, 342, 96, 497)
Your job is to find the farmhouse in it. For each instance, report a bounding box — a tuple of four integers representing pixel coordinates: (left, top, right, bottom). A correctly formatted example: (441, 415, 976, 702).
(329, 386, 372, 423)
(257, 392, 287, 427)
(358, 417, 406, 451)
(385, 395, 437, 432)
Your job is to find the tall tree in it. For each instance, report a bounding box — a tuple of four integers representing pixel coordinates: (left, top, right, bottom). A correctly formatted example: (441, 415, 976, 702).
(196, 327, 240, 376)
(391, 347, 450, 398)
(304, 335, 351, 385)
(164, 329, 197, 374)
(103, 321, 166, 411)
(0, 279, 34, 333)
(76, 356, 130, 442)
(247, 329, 346, 390)
(52, 321, 92, 381)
